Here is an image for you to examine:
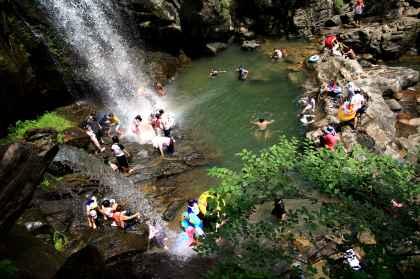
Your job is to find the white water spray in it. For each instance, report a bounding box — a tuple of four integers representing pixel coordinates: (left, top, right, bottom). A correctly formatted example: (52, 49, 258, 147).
(39, 0, 165, 142)
(39, 0, 197, 257)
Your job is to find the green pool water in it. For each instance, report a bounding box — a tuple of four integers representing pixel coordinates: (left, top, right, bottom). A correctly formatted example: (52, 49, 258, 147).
(167, 45, 302, 168)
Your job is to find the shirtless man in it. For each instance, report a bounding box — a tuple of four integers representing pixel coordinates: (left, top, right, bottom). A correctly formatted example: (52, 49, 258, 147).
(251, 118, 274, 131)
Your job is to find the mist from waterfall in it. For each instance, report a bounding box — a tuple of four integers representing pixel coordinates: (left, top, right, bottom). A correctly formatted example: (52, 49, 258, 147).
(39, 0, 165, 142)
(38, 0, 197, 257)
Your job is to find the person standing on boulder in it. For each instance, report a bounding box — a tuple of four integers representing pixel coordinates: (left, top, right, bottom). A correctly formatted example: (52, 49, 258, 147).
(354, 0, 365, 26)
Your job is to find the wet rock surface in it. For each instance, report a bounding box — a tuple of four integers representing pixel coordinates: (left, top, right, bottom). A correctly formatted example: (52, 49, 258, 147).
(0, 130, 58, 233)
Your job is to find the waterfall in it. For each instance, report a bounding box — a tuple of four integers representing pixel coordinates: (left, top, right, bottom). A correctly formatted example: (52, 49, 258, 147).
(38, 0, 165, 133)
(39, 0, 196, 257)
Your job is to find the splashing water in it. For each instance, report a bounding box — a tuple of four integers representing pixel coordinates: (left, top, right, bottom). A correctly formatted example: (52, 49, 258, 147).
(38, 0, 166, 143)
(39, 0, 194, 256)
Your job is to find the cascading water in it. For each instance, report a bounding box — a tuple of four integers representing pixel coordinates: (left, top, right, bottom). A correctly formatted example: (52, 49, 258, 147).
(38, 0, 165, 143)
(39, 0, 194, 257)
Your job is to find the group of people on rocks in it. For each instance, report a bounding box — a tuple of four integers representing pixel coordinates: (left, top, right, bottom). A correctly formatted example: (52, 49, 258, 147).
(82, 106, 177, 174)
(86, 195, 141, 230)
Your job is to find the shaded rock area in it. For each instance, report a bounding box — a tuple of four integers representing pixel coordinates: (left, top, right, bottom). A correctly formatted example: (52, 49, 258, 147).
(0, 130, 58, 233)
(105, 252, 214, 279)
(302, 55, 420, 160)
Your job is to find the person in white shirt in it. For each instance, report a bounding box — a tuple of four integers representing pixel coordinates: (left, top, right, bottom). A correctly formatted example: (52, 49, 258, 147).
(111, 136, 132, 173)
(351, 93, 365, 112)
(152, 136, 175, 158)
(302, 96, 316, 114)
(159, 109, 175, 137)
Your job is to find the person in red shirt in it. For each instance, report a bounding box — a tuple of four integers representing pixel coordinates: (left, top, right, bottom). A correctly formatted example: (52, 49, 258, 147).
(321, 126, 338, 151)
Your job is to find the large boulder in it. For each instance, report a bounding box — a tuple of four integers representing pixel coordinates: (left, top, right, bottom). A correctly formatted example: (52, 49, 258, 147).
(339, 17, 420, 59)
(0, 132, 58, 233)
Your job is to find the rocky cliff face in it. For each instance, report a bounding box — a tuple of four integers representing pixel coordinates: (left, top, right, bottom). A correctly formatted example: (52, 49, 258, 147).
(0, 0, 76, 137)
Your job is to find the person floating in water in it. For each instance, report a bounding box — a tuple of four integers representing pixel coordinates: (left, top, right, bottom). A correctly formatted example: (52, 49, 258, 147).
(209, 68, 227, 78)
(236, 65, 249, 81)
(251, 118, 274, 131)
(154, 82, 166, 96)
(271, 48, 283, 60)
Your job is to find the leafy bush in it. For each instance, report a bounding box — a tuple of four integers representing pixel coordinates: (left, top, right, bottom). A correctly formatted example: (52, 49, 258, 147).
(198, 138, 420, 278)
(1, 112, 74, 144)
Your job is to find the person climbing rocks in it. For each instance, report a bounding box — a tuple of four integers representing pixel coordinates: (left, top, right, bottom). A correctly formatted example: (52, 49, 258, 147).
(271, 199, 287, 220)
(154, 82, 166, 96)
(131, 115, 142, 135)
(111, 205, 141, 229)
(321, 126, 338, 150)
(159, 109, 175, 137)
(152, 135, 175, 158)
(271, 48, 283, 60)
(86, 195, 99, 230)
(236, 65, 249, 81)
(209, 68, 226, 78)
(251, 118, 274, 131)
(354, 0, 365, 26)
(83, 118, 105, 153)
(111, 136, 132, 173)
(351, 92, 367, 128)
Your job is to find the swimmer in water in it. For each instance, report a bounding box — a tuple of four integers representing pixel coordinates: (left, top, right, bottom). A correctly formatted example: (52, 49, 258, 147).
(251, 118, 274, 131)
(209, 68, 227, 78)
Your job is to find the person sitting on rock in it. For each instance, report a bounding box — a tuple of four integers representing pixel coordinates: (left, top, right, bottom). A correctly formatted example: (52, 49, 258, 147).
(251, 118, 274, 131)
(99, 199, 118, 221)
(83, 120, 105, 153)
(86, 195, 99, 230)
(154, 81, 166, 96)
(111, 205, 141, 229)
(351, 93, 367, 128)
(325, 80, 343, 103)
(301, 96, 316, 114)
(236, 65, 249, 81)
(300, 114, 315, 126)
(152, 136, 175, 158)
(338, 102, 357, 129)
(320, 126, 338, 151)
(271, 48, 283, 60)
(111, 136, 132, 174)
(343, 44, 357, 60)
